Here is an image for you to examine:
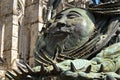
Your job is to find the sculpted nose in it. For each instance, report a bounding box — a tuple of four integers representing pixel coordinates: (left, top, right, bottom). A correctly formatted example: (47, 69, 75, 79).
(57, 22, 66, 29)
(57, 17, 66, 24)
(56, 17, 66, 28)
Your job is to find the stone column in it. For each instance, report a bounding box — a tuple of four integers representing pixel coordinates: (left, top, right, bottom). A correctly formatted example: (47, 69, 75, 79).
(0, 25, 2, 56)
(17, 0, 27, 63)
(0, 21, 4, 58)
(25, 0, 44, 67)
(1, 0, 19, 69)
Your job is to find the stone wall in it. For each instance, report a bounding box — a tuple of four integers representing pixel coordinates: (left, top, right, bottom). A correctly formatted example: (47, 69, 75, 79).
(0, 0, 19, 69)
(0, 0, 44, 69)
(0, 0, 44, 79)
(0, 0, 19, 79)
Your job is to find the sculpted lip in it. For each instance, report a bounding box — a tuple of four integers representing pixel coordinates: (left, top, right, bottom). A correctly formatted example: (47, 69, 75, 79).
(50, 25, 71, 36)
(53, 31, 69, 36)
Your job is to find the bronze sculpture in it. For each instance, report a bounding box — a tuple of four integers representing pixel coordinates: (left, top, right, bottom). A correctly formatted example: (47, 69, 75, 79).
(5, 0, 120, 80)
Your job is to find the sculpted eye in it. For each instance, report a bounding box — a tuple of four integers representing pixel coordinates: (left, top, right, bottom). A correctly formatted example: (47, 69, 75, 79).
(67, 14, 78, 19)
(55, 14, 63, 20)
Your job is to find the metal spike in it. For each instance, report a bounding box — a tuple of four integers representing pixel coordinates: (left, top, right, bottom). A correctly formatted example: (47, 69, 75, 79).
(41, 50, 53, 63)
(35, 51, 51, 64)
(40, 63, 46, 73)
(23, 62, 34, 73)
(98, 64, 104, 72)
(35, 58, 48, 66)
(26, 75, 33, 79)
(16, 62, 27, 69)
(85, 65, 91, 73)
(17, 65, 27, 74)
(116, 68, 120, 74)
(6, 71, 16, 79)
(56, 57, 65, 62)
(13, 69, 21, 76)
(106, 75, 117, 80)
(52, 63, 60, 72)
(70, 62, 76, 72)
(5, 73, 13, 80)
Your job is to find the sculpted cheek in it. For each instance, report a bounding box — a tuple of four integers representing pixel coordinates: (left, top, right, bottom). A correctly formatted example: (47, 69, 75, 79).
(75, 18, 84, 22)
(72, 18, 85, 26)
(73, 20, 88, 37)
(66, 19, 73, 26)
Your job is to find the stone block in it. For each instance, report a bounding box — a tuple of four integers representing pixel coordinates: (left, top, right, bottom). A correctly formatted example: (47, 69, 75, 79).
(12, 37, 18, 50)
(4, 19, 13, 51)
(24, 13, 31, 25)
(38, 15, 43, 23)
(38, 5, 44, 23)
(0, 25, 3, 55)
(11, 50, 18, 69)
(38, 22, 43, 31)
(3, 50, 11, 67)
(4, 38, 12, 51)
(3, 50, 18, 68)
(0, 24, 5, 57)
(11, 49, 18, 57)
(12, 24, 18, 37)
(4, 16, 18, 51)
(29, 23, 39, 65)
(25, 0, 39, 7)
(0, 70, 5, 79)
(29, 3, 39, 23)
(0, 0, 14, 16)
(13, 0, 18, 14)
(3, 16, 12, 39)
(29, 57, 35, 67)
(31, 23, 38, 41)
(25, 3, 39, 24)
(13, 15, 18, 25)
(4, 15, 13, 25)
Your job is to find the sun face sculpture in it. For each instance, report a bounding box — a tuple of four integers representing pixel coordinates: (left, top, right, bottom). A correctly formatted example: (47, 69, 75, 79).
(5, 1, 120, 80)
(35, 8, 95, 65)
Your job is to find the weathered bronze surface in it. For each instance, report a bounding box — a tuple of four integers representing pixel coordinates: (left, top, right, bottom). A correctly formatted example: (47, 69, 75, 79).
(5, 0, 120, 80)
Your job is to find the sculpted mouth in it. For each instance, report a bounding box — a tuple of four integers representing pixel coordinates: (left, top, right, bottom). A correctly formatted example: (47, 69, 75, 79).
(49, 24, 71, 37)
(53, 31, 70, 36)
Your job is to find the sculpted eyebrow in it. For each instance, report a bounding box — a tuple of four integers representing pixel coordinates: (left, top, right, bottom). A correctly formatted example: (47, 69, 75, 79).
(69, 11, 82, 16)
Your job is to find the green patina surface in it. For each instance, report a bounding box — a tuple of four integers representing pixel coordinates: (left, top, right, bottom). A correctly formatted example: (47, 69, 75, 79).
(5, 2, 120, 79)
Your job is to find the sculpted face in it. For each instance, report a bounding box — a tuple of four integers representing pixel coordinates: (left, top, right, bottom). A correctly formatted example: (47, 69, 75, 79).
(44, 8, 95, 56)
